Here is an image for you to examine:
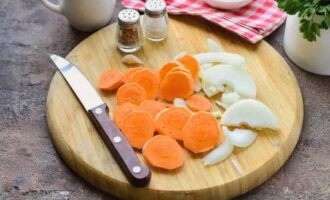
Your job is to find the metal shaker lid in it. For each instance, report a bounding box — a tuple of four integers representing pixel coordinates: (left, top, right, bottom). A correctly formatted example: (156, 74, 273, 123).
(118, 9, 140, 24)
(145, 0, 167, 17)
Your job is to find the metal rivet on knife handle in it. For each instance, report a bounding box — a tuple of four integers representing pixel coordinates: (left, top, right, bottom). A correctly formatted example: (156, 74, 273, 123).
(113, 136, 122, 143)
(95, 108, 103, 115)
(132, 166, 142, 174)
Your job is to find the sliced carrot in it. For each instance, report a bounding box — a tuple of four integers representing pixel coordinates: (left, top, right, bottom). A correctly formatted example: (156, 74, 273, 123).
(168, 66, 191, 75)
(152, 70, 160, 82)
(116, 82, 146, 105)
(130, 69, 159, 99)
(186, 94, 211, 112)
(143, 135, 184, 170)
(157, 101, 174, 109)
(139, 100, 171, 119)
(113, 103, 140, 129)
(177, 55, 200, 79)
(159, 61, 182, 81)
(183, 112, 222, 153)
(123, 67, 144, 82)
(97, 69, 125, 91)
(159, 71, 194, 102)
(155, 107, 192, 141)
(121, 111, 155, 149)
(152, 70, 161, 99)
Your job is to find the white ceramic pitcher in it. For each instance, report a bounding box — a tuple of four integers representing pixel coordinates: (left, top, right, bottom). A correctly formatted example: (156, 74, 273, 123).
(40, 0, 116, 32)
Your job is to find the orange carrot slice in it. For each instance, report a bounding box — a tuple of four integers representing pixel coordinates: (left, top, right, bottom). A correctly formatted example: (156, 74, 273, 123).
(152, 70, 160, 82)
(140, 100, 171, 119)
(116, 82, 146, 105)
(121, 111, 155, 149)
(97, 69, 125, 91)
(143, 135, 184, 170)
(130, 69, 159, 99)
(159, 71, 194, 102)
(177, 55, 200, 79)
(123, 67, 144, 82)
(183, 112, 221, 153)
(168, 66, 191, 75)
(155, 107, 192, 141)
(159, 61, 182, 81)
(113, 103, 140, 129)
(186, 94, 211, 112)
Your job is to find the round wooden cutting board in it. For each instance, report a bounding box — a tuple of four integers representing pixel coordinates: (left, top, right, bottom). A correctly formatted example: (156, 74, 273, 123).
(47, 16, 303, 200)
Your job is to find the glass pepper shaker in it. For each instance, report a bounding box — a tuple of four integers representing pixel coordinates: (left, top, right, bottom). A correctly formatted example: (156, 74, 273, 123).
(116, 9, 143, 53)
(143, 0, 169, 42)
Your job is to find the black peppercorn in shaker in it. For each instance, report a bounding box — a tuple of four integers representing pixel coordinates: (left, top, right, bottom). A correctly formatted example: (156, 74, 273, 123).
(116, 9, 143, 53)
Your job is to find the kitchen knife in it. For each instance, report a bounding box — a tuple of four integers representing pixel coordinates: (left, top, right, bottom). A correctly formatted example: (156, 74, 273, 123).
(49, 54, 151, 187)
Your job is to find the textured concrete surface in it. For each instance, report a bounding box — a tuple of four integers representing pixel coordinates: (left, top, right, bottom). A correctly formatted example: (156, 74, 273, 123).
(0, 0, 329, 200)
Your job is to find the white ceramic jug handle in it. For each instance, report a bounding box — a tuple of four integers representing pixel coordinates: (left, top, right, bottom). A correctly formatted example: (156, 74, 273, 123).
(40, 0, 63, 14)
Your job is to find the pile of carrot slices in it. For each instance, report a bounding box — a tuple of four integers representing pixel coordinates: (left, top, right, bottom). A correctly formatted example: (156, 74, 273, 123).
(97, 54, 223, 170)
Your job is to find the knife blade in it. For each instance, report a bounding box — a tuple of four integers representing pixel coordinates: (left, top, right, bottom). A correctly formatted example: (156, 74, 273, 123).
(49, 54, 151, 187)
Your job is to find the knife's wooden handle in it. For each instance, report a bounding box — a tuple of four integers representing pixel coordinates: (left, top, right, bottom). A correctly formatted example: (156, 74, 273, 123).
(88, 103, 151, 187)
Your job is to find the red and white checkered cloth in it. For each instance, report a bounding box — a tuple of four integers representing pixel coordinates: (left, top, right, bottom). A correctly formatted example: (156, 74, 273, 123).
(122, 0, 286, 43)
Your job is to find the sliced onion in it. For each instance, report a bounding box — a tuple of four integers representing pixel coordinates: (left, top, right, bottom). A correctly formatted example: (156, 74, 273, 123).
(201, 79, 223, 97)
(224, 86, 234, 93)
(201, 65, 256, 98)
(223, 126, 257, 147)
(220, 91, 241, 108)
(201, 63, 214, 71)
(221, 99, 279, 129)
(207, 38, 224, 52)
(194, 79, 202, 92)
(200, 64, 216, 79)
(202, 137, 234, 166)
(194, 52, 246, 68)
(215, 100, 229, 109)
(173, 98, 188, 109)
(231, 158, 244, 175)
(173, 52, 187, 60)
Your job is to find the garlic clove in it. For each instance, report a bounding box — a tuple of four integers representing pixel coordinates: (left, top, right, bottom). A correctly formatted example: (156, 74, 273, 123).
(122, 54, 143, 66)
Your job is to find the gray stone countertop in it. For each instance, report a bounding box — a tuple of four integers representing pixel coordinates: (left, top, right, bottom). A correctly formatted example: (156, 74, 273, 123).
(0, 0, 329, 199)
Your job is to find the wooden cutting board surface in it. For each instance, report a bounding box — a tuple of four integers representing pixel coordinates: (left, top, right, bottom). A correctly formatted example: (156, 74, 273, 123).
(46, 16, 303, 200)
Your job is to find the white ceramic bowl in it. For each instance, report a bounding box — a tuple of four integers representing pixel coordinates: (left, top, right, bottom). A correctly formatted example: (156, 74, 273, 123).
(204, 0, 252, 10)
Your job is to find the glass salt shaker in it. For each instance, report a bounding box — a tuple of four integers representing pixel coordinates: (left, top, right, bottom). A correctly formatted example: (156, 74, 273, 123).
(116, 9, 143, 53)
(143, 0, 169, 42)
